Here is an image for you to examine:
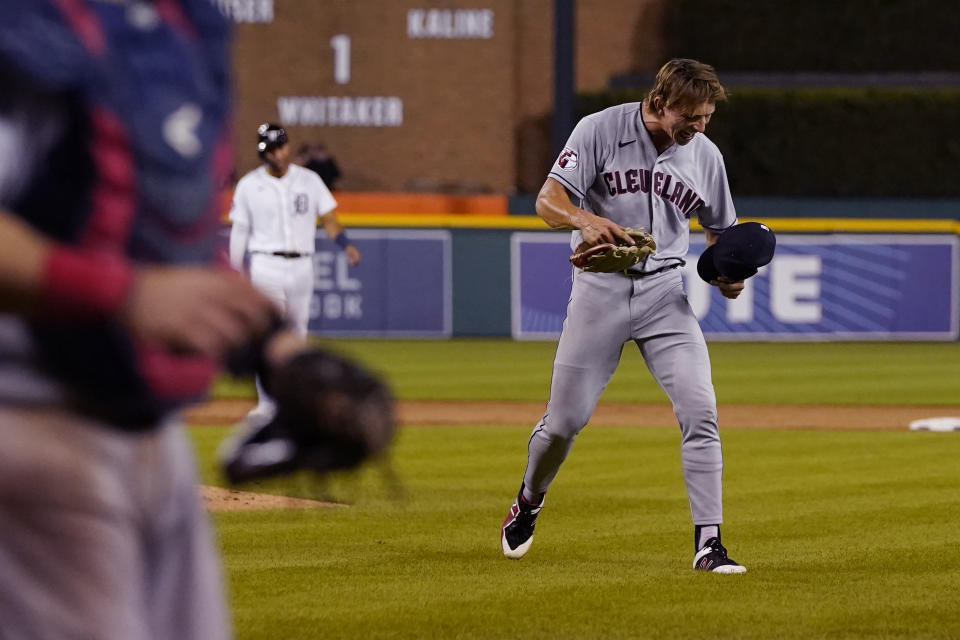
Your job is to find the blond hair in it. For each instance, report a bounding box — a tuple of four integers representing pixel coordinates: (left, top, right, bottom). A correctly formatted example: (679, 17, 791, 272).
(645, 59, 727, 113)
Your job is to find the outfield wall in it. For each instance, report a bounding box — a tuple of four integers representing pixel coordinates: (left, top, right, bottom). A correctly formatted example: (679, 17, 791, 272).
(233, 206, 960, 340)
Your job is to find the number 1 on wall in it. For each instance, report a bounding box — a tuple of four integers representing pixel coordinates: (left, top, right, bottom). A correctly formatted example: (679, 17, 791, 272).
(330, 34, 351, 84)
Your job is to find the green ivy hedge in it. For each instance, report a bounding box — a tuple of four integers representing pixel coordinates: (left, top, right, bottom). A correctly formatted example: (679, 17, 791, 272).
(661, 0, 960, 72)
(576, 88, 960, 197)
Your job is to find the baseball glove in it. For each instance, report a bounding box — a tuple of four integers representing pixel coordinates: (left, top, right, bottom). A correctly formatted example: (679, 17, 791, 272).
(220, 348, 395, 484)
(569, 227, 656, 273)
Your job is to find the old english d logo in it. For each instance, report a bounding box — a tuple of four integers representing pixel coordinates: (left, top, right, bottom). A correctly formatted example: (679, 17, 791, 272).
(294, 193, 308, 214)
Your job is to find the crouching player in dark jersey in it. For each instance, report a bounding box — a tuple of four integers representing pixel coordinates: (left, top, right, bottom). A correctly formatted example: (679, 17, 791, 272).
(0, 2, 289, 638)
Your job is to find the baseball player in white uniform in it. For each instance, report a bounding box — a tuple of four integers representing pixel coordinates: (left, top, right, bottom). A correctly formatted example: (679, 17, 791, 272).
(229, 123, 361, 422)
(500, 59, 748, 573)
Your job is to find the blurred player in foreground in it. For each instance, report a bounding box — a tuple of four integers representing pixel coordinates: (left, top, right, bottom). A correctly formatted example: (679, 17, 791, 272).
(0, 2, 392, 639)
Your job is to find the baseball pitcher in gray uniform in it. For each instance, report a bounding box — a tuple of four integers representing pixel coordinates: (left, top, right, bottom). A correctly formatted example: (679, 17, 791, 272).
(500, 59, 747, 573)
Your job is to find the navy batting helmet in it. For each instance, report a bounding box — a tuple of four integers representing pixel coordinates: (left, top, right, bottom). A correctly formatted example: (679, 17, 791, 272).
(256, 122, 288, 156)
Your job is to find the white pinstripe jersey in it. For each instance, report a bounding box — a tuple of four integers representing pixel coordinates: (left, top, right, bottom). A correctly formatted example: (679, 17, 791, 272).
(548, 101, 737, 273)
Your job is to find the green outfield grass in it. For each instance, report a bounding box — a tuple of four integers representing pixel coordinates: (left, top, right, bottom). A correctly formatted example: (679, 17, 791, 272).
(199, 339, 960, 638)
(191, 424, 960, 640)
(214, 339, 960, 405)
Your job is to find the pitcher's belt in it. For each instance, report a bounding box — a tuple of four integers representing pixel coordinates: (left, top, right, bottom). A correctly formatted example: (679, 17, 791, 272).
(623, 262, 683, 278)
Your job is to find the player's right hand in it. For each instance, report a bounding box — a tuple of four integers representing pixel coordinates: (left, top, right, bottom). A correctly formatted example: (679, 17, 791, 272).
(711, 276, 746, 300)
(121, 267, 279, 360)
(579, 212, 636, 247)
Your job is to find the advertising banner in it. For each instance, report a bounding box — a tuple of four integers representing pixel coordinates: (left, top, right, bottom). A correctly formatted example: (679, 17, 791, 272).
(310, 229, 451, 336)
(511, 232, 959, 340)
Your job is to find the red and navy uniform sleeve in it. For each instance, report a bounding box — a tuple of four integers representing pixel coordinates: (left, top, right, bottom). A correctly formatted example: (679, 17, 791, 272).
(0, 1, 95, 91)
(1, 0, 233, 428)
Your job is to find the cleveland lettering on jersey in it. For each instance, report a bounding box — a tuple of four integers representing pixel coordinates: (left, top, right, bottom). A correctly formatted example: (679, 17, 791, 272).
(602, 169, 705, 216)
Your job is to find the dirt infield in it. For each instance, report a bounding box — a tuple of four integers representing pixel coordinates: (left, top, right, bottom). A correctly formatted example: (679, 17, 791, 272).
(185, 398, 960, 431)
(191, 398, 959, 511)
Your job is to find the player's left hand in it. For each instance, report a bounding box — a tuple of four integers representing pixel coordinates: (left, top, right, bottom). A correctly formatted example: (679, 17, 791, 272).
(345, 245, 361, 266)
(711, 276, 745, 299)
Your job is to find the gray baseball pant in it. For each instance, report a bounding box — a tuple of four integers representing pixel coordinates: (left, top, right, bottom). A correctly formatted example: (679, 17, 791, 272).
(523, 267, 724, 524)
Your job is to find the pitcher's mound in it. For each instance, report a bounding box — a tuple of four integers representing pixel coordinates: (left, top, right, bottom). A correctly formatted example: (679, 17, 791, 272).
(200, 485, 345, 512)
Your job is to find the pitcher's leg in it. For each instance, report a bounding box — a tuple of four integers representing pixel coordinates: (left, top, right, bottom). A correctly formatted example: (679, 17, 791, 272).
(523, 272, 631, 497)
(636, 287, 723, 525)
(502, 272, 631, 559)
(523, 359, 621, 495)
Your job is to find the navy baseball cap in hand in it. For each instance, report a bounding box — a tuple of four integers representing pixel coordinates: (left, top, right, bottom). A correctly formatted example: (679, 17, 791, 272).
(697, 222, 776, 283)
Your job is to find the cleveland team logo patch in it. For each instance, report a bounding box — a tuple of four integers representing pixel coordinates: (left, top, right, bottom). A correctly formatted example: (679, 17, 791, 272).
(557, 148, 578, 170)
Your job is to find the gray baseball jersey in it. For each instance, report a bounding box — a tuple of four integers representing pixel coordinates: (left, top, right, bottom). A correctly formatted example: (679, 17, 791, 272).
(549, 101, 737, 270)
(517, 101, 737, 533)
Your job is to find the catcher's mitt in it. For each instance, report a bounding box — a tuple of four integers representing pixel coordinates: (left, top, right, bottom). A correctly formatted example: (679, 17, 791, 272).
(570, 227, 656, 273)
(220, 348, 395, 484)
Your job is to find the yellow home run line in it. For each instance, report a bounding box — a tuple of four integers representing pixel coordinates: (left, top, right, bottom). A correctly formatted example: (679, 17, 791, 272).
(338, 214, 960, 234)
(337, 214, 550, 228)
(731, 218, 960, 234)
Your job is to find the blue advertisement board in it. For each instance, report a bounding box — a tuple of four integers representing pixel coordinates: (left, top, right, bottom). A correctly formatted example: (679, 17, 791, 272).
(309, 229, 451, 336)
(511, 232, 959, 340)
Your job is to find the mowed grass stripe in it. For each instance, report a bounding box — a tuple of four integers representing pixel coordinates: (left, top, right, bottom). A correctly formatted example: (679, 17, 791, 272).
(190, 425, 960, 640)
(213, 339, 960, 406)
